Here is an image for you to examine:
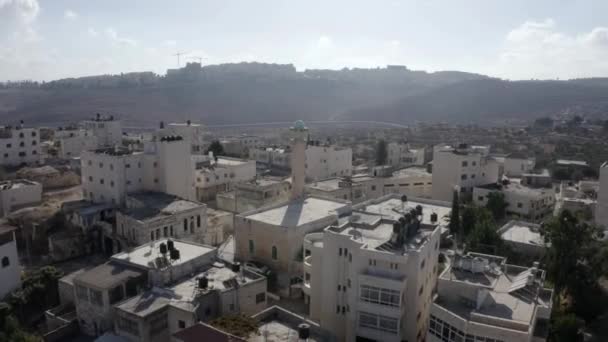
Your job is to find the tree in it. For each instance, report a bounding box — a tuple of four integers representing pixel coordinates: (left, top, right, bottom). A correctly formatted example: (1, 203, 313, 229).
(375, 139, 388, 165)
(206, 140, 224, 157)
(485, 192, 508, 221)
(550, 313, 583, 342)
(461, 205, 478, 238)
(466, 208, 501, 253)
(449, 190, 460, 237)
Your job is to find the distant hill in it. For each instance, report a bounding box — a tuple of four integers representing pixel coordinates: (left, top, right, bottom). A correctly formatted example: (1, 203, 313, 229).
(1, 62, 607, 127)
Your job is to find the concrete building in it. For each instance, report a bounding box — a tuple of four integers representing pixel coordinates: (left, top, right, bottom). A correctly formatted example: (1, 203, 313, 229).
(54, 128, 99, 159)
(221, 135, 263, 158)
(498, 221, 546, 259)
(81, 135, 196, 206)
(596, 162, 608, 229)
(114, 192, 207, 249)
(383, 167, 433, 198)
(303, 194, 446, 342)
(194, 156, 256, 202)
(250, 141, 353, 182)
(306, 175, 383, 204)
(113, 263, 267, 342)
(0, 224, 21, 298)
(474, 181, 555, 222)
(158, 122, 205, 154)
(521, 169, 552, 188)
(235, 121, 352, 295)
(429, 253, 553, 342)
(555, 181, 596, 219)
(432, 144, 502, 202)
(216, 177, 291, 213)
(502, 154, 535, 177)
(82, 115, 123, 147)
(387, 142, 426, 168)
(72, 239, 218, 336)
(0, 125, 41, 166)
(0, 179, 42, 217)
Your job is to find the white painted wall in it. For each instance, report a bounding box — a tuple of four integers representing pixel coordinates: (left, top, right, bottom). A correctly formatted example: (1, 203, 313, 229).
(0, 127, 41, 166)
(0, 180, 42, 217)
(0, 230, 21, 299)
(596, 162, 608, 229)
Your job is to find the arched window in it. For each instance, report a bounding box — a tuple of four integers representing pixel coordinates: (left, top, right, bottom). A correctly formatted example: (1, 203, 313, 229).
(271, 246, 278, 260)
(2, 256, 9, 268)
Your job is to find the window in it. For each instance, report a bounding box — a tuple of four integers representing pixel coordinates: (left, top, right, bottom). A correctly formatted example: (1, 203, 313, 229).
(358, 311, 398, 334)
(462, 161, 468, 167)
(197, 215, 201, 228)
(360, 285, 400, 307)
(99, 162, 104, 168)
(163, 226, 168, 237)
(3, 153, 7, 158)
(149, 310, 168, 334)
(19, 132, 24, 138)
(118, 316, 139, 336)
(272, 246, 278, 260)
(249, 240, 255, 254)
(183, 218, 188, 232)
(110, 181, 114, 187)
(88, 176, 93, 182)
(5, 144, 10, 148)
(32, 140, 37, 146)
(517, 202, 523, 208)
(170, 226, 173, 236)
(18, 151, 26, 157)
(109, 285, 124, 304)
(31, 131, 36, 137)
(178, 320, 186, 329)
(32, 150, 37, 155)
(154, 178, 159, 183)
(76, 285, 88, 301)
(419, 285, 424, 295)
(110, 164, 114, 170)
(371, 185, 376, 191)
(478, 196, 484, 201)
(150, 232, 154, 241)
(461, 174, 467, 180)
(256, 292, 266, 304)
(90, 289, 103, 306)
(125, 163, 131, 168)
(338, 248, 342, 256)
(2, 256, 9, 267)
(100, 178, 104, 184)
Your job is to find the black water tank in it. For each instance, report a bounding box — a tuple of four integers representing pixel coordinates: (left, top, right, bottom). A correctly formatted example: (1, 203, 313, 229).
(198, 276, 208, 289)
(298, 323, 310, 340)
(393, 222, 401, 234)
(170, 248, 180, 260)
(167, 240, 175, 251)
(401, 194, 408, 203)
(159, 243, 167, 255)
(232, 262, 241, 273)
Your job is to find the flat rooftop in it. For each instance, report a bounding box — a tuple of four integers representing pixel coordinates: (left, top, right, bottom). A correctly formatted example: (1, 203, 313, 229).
(215, 157, 249, 166)
(74, 262, 145, 289)
(499, 221, 544, 246)
(112, 239, 216, 270)
(392, 167, 431, 178)
(477, 181, 552, 197)
(437, 254, 552, 326)
(243, 196, 349, 228)
(307, 176, 375, 192)
(124, 192, 202, 222)
(556, 159, 589, 167)
(250, 321, 320, 342)
(116, 262, 260, 317)
(0, 179, 39, 190)
(355, 195, 451, 227)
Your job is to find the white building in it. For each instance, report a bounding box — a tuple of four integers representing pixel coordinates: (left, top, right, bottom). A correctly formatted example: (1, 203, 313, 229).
(473, 181, 555, 222)
(429, 253, 553, 342)
(306, 175, 383, 204)
(596, 162, 608, 229)
(216, 177, 291, 213)
(387, 142, 426, 168)
(54, 128, 100, 159)
(432, 145, 502, 202)
(498, 221, 546, 259)
(383, 167, 433, 198)
(115, 192, 207, 248)
(303, 194, 447, 342)
(158, 122, 205, 154)
(113, 262, 267, 342)
(554, 181, 596, 218)
(81, 135, 196, 206)
(0, 126, 41, 166)
(502, 154, 535, 177)
(0, 179, 42, 217)
(250, 142, 353, 182)
(81, 115, 123, 147)
(194, 156, 256, 202)
(221, 135, 263, 157)
(0, 224, 21, 299)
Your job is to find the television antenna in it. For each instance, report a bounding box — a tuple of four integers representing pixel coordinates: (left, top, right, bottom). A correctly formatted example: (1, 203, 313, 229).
(172, 51, 190, 67)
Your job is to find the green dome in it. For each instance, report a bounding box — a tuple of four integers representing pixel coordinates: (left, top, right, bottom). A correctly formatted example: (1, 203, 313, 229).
(293, 120, 307, 130)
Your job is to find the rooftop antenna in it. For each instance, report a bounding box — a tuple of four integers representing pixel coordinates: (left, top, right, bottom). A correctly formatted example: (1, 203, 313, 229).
(188, 56, 206, 64)
(172, 51, 190, 67)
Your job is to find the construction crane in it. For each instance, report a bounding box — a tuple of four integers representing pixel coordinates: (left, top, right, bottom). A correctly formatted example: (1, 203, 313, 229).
(172, 51, 189, 67)
(188, 56, 206, 64)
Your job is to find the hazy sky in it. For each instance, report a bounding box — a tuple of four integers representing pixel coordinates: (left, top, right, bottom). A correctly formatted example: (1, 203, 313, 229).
(1, 0, 607, 81)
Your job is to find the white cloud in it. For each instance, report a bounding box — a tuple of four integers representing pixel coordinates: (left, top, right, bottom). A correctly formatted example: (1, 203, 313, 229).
(104, 27, 137, 47)
(87, 27, 98, 37)
(492, 19, 608, 79)
(64, 9, 78, 20)
(317, 35, 333, 49)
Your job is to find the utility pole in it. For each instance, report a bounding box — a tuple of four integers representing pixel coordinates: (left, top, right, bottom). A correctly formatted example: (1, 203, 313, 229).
(172, 51, 189, 67)
(188, 56, 206, 64)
